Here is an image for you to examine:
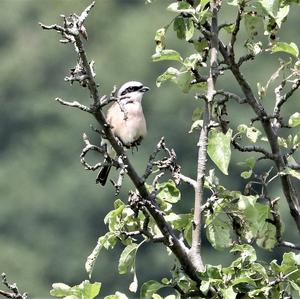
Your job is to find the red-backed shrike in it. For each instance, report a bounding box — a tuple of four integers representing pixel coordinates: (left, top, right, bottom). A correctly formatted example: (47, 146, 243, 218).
(98, 81, 149, 185)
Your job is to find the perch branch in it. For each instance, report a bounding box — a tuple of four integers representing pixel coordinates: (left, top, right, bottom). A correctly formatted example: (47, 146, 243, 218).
(40, 4, 200, 282)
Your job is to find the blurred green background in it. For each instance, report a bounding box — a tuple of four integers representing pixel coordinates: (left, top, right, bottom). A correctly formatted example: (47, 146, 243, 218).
(0, 0, 300, 298)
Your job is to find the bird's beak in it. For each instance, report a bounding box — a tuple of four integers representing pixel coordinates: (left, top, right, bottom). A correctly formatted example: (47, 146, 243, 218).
(140, 86, 150, 93)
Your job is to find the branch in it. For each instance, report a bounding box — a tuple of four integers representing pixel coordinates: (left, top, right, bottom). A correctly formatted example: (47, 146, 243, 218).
(40, 3, 200, 283)
(232, 137, 275, 160)
(203, 18, 300, 232)
(0, 274, 27, 299)
(273, 79, 300, 118)
(55, 97, 91, 112)
(189, 0, 221, 272)
(228, 1, 245, 60)
(215, 90, 247, 104)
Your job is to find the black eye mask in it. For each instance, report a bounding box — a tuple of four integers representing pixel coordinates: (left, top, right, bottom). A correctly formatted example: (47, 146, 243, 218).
(120, 85, 143, 96)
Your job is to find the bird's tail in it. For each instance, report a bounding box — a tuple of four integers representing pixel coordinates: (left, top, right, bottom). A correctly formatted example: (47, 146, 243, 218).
(97, 164, 111, 186)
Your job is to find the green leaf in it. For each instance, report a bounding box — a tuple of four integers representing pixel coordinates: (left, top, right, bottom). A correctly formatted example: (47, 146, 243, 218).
(104, 199, 126, 231)
(244, 202, 277, 249)
(221, 286, 236, 299)
(156, 180, 181, 205)
(206, 213, 233, 249)
(167, 1, 196, 14)
(50, 281, 101, 299)
(259, 0, 280, 17)
(238, 124, 261, 143)
(156, 67, 180, 87)
(173, 16, 194, 41)
(289, 112, 300, 127)
(118, 243, 139, 274)
(183, 54, 204, 69)
(85, 233, 117, 278)
(275, 6, 290, 27)
(82, 281, 102, 299)
(230, 244, 257, 263)
(140, 280, 164, 299)
(221, 23, 235, 33)
(207, 128, 232, 175)
(206, 264, 222, 279)
(271, 42, 299, 57)
(152, 49, 183, 62)
(165, 213, 192, 231)
(156, 66, 197, 93)
(50, 283, 71, 297)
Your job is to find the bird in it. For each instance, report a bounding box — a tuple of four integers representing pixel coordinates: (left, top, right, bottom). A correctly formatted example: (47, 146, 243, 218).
(97, 81, 149, 186)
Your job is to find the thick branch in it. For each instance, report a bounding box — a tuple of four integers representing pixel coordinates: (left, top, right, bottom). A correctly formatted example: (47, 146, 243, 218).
(189, 0, 220, 272)
(232, 138, 275, 160)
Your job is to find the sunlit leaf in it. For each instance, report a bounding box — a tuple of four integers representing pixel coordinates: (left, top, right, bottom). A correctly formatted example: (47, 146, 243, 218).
(206, 213, 233, 249)
(50, 281, 101, 299)
(156, 180, 181, 204)
(140, 280, 164, 299)
(221, 286, 236, 299)
(208, 128, 232, 175)
(156, 67, 180, 87)
(167, 1, 195, 14)
(118, 243, 139, 274)
(173, 16, 194, 41)
(271, 42, 299, 57)
(152, 49, 183, 62)
(238, 124, 261, 143)
(288, 112, 300, 127)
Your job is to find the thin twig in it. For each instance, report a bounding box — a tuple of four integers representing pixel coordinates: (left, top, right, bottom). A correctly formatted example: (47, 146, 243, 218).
(55, 97, 91, 112)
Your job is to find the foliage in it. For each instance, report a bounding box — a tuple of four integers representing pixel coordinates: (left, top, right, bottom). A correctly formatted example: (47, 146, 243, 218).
(43, 0, 300, 298)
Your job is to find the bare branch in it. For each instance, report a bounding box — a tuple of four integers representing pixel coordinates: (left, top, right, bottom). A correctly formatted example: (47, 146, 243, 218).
(215, 90, 247, 104)
(175, 173, 197, 188)
(274, 79, 300, 118)
(55, 97, 91, 112)
(41, 5, 200, 282)
(232, 137, 275, 160)
(237, 53, 254, 66)
(189, 0, 222, 273)
(0, 274, 27, 299)
(228, 1, 245, 60)
(143, 137, 165, 180)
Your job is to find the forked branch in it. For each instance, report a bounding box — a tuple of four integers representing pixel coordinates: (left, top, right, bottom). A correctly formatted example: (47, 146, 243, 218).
(40, 2, 201, 283)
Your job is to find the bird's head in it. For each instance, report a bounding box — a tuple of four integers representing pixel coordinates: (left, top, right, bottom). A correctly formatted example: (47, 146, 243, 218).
(117, 81, 150, 102)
